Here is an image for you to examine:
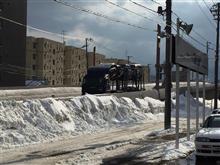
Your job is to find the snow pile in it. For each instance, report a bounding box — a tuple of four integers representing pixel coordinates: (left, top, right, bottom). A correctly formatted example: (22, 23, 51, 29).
(0, 94, 164, 149)
(171, 93, 211, 118)
(162, 136, 195, 161)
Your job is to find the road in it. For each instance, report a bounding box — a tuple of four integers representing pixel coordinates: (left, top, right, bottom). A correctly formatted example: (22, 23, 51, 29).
(0, 118, 196, 165)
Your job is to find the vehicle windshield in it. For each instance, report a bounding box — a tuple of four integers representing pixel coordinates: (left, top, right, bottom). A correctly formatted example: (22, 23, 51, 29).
(203, 116, 220, 128)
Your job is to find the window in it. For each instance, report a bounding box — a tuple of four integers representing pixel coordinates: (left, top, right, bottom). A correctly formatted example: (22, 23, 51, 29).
(53, 70, 55, 75)
(33, 54, 36, 60)
(52, 80, 55, 85)
(78, 64, 80, 69)
(53, 49, 55, 55)
(33, 43, 37, 49)
(32, 65, 36, 70)
(53, 60, 55, 65)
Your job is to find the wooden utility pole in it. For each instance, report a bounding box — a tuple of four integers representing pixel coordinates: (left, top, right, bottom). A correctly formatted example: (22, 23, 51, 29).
(211, 3, 220, 109)
(86, 38, 89, 70)
(93, 46, 96, 66)
(155, 24, 161, 90)
(165, 0, 172, 129)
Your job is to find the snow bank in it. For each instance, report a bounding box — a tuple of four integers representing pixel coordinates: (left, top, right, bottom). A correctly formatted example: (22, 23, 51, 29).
(0, 94, 164, 149)
(162, 136, 195, 161)
(171, 93, 211, 118)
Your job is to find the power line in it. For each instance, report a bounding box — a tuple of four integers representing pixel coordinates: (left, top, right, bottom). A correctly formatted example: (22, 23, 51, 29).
(0, 15, 126, 58)
(54, 0, 156, 32)
(129, 0, 158, 15)
(105, 0, 160, 24)
(195, 0, 216, 29)
(202, 0, 211, 10)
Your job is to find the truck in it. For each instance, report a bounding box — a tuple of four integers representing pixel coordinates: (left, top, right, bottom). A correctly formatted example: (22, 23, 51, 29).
(82, 63, 145, 95)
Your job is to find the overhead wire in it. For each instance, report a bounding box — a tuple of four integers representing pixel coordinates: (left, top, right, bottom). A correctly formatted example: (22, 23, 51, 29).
(105, 0, 160, 24)
(195, 0, 216, 29)
(0, 15, 124, 59)
(54, 0, 156, 32)
(128, 0, 158, 16)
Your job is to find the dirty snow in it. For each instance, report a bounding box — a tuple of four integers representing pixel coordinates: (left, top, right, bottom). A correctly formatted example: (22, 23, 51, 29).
(0, 94, 164, 149)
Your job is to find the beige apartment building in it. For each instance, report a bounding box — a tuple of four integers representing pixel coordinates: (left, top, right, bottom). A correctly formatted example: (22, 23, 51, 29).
(63, 46, 87, 86)
(26, 37, 64, 86)
(88, 52, 105, 67)
(26, 36, 150, 87)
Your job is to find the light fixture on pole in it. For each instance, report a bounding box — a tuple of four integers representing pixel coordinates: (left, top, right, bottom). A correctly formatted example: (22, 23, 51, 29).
(177, 20, 193, 35)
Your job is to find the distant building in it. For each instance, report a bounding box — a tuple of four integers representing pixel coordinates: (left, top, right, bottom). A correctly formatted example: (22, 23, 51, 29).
(103, 58, 129, 65)
(88, 52, 105, 67)
(63, 46, 87, 86)
(26, 37, 64, 86)
(0, 0, 27, 86)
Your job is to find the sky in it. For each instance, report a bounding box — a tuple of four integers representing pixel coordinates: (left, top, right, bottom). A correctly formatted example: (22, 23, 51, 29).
(27, 0, 219, 82)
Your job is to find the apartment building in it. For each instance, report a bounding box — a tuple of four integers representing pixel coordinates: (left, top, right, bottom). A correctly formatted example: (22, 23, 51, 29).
(88, 52, 105, 67)
(0, 0, 27, 86)
(26, 37, 64, 86)
(64, 46, 87, 86)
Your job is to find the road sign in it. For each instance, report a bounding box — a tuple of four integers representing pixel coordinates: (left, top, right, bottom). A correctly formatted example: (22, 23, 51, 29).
(174, 35, 208, 75)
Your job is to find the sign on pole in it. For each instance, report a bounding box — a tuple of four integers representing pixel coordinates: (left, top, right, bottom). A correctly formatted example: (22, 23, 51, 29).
(174, 35, 208, 75)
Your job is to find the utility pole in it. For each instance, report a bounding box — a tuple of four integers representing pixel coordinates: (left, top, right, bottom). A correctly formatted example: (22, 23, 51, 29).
(148, 64, 151, 83)
(62, 30, 66, 45)
(86, 38, 88, 70)
(85, 38, 93, 70)
(165, 0, 172, 129)
(127, 56, 132, 64)
(155, 24, 161, 90)
(93, 46, 96, 66)
(211, 3, 220, 109)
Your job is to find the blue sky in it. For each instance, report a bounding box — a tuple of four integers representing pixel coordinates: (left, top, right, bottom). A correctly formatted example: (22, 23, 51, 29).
(27, 0, 219, 81)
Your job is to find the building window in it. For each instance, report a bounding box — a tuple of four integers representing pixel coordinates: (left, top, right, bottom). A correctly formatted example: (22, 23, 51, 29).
(78, 64, 80, 69)
(52, 80, 55, 85)
(33, 54, 36, 60)
(53, 70, 55, 75)
(32, 65, 36, 70)
(53, 60, 55, 65)
(44, 65, 46, 70)
(53, 49, 55, 55)
(33, 43, 37, 49)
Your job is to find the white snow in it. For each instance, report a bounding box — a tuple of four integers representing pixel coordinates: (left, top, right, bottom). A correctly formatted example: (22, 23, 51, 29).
(171, 93, 212, 118)
(0, 94, 164, 149)
(162, 136, 195, 161)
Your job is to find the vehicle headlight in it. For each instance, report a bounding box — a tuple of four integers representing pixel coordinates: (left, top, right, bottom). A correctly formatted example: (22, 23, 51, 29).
(196, 137, 210, 142)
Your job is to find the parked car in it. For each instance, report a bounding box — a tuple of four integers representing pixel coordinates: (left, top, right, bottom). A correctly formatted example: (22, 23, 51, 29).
(195, 114, 220, 160)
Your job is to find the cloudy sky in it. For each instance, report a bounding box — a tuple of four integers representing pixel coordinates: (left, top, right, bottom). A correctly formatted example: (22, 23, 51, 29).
(27, 0, 219, 81)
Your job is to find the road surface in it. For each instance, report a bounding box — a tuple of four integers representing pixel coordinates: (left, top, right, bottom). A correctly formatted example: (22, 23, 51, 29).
(0, 118, 196, 165)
